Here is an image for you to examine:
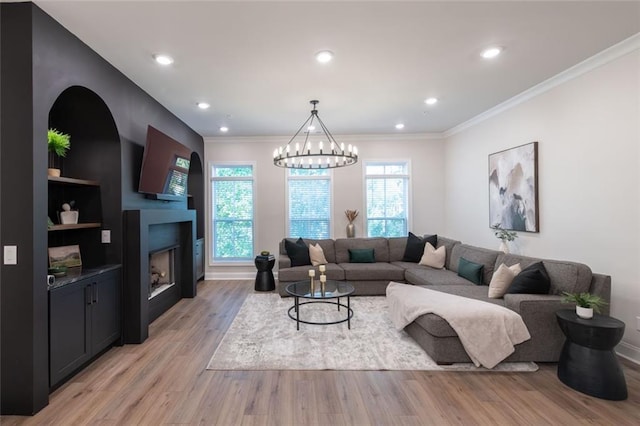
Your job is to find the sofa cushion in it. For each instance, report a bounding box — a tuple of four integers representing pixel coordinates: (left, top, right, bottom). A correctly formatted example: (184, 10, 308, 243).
(412, 285, 506, 337)
(388, 237, 408, 262)
(457, 257, 484, 285)
(496, 253, 592, 295)
(404, 267, 472, 286)
(450, 244, 499, 285)
(335, 238, 389, 263)
(507, 262, 550, 295)
(435, 236, 462, 270)
(284, 238, 311, 267)
(402, 233, 437, 262)
(280, 238, 336, 263)
(278, 263, 345, 282)
(349, 248, 375, 263)
(339, 262, 405, 281)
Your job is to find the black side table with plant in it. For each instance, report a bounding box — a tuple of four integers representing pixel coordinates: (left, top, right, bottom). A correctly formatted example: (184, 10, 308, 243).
(556, 309, 627, 400)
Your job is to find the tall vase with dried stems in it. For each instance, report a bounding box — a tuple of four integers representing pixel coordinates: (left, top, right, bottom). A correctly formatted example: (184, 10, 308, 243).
(345, 209, 358, 238)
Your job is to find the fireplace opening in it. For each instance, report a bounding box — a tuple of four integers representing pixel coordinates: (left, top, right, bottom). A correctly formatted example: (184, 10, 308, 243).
(149, 245, 177, 300)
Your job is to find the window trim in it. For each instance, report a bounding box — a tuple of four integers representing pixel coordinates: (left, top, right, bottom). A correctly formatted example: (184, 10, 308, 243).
(362, 159, 412, 237)
(209, 161, 257, 264)
(285, 168, 334, 239)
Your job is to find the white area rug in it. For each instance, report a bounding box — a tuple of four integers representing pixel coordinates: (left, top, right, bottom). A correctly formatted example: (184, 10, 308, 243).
(207, 294, 538, 372)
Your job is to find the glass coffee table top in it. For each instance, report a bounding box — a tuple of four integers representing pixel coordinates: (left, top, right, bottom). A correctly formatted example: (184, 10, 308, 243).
(285, 280, 355, 299)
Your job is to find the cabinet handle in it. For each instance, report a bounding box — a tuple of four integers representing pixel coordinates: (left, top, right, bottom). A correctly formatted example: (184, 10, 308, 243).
(93, 283, 99, 304)
(85, 285, 92, 305)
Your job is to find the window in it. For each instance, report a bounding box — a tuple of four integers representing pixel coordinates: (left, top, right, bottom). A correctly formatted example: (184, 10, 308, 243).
(287, 169, 331, 238)
(210, 164, 254, 261)
(365, 161, 409, 237)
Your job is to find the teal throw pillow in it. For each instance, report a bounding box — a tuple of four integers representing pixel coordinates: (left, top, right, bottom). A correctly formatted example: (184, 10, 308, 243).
(349, 248, 375, 263)
(458, 257, 484, 285)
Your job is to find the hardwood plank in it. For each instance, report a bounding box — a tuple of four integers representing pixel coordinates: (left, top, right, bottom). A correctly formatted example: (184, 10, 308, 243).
(2, 280, 639, 425)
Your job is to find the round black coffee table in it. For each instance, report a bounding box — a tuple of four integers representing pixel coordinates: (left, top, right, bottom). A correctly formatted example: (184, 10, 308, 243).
(285, 280, 354, 330)
(556, 309, 627, 400)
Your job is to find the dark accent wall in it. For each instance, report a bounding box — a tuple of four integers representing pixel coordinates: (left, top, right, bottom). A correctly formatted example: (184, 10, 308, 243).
(0, 3, 204, 415)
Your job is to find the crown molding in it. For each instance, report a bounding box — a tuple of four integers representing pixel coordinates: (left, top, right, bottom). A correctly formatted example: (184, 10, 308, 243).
(444, 32, 640, 138)
(204, 132, 443, 145)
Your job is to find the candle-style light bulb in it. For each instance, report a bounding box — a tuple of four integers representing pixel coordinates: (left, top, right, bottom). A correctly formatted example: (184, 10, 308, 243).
(286, 145, 290, 155)
(295, 142, 300, 154)
(308, 141, 312, 154)
(319, 141, 323, 154)
(354, 146, 358, 155)
(330, 141, 335, 153)
(340, 142, 345, 153)
(348, 144, 353, 153)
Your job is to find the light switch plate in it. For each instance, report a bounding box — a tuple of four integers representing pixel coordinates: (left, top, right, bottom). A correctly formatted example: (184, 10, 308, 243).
(101, 230, 111, 244)
(3, 245, 17, 265)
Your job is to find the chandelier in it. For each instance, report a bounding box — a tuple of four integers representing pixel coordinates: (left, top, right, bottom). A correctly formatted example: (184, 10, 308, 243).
(273, 100, 358, 169)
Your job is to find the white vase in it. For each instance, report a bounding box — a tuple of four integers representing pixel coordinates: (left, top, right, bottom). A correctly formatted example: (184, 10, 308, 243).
(576, 306, 593, 319)
(499, 241, 509, 253)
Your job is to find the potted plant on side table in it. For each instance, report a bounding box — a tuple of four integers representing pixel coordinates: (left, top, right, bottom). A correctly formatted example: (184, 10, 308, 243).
(47, 128, 71, 177)
(562, 292, 608, 319)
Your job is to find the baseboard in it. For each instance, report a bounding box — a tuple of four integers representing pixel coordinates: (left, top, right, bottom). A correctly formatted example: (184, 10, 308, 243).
(616, 341, 640, 365)
(204, 271, 256, 280)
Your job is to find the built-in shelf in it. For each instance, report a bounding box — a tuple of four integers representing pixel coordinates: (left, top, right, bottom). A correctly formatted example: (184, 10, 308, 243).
(48, 176, 100, 186)
(48, 223, 102, 231)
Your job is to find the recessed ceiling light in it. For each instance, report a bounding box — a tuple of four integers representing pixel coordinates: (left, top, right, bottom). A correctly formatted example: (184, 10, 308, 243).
(395, 123, 405, 130)
(481, 47, 502, 59)
(315, 50, 334, 63)
(153, 54, 174, 65)
(425, 97, 438, 105)
(219, 127, 229, 132)
(197, 102, 210, 110)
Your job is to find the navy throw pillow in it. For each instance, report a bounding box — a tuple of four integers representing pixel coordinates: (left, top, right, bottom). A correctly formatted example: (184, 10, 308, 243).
(506, 262, 550, 294)
(458, 257, 484, 285)
(402, 233, 438, 262)
(284, 237, 311, 267)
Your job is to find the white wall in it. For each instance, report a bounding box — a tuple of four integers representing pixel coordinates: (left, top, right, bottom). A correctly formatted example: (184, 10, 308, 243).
(204, 134, 445, 278)
(443, 48, 640, 359)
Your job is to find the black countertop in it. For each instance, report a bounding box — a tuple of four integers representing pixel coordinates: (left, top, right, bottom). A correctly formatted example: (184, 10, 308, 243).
(48, 264, 121, 290)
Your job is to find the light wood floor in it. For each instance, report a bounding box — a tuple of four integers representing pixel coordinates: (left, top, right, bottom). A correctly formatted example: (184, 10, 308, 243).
(3, 280, 639, 425)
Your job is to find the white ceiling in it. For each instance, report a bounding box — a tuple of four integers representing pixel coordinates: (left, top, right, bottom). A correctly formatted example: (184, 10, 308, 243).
(33, 1, 640, 137)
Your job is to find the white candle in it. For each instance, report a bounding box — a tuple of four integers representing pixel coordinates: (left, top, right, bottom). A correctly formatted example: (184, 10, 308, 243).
(320, 275, 326, 283)
(308, 269, 315, 277)
(319, 265, 326, 273)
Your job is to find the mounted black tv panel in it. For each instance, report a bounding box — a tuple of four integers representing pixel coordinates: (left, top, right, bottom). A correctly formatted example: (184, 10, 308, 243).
(138, 125, 192, 201)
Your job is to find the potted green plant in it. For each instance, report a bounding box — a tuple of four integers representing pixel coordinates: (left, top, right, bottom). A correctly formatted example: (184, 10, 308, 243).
(562, 292, 608, 319)
(47, 128, 71, 177)
(491, 224, 517, 253)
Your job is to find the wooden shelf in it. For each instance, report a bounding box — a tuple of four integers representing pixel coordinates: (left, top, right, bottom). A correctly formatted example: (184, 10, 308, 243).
(48, 176, 100, 186)
(48, 223, 102, 232)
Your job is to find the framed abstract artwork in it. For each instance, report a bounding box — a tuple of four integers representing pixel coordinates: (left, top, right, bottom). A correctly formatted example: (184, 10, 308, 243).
(488, 142, 539, 232)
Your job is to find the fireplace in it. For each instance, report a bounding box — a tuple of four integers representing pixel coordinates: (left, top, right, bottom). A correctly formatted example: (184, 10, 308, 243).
(123, 209, 196, 344)
(149, 246, 177, 300)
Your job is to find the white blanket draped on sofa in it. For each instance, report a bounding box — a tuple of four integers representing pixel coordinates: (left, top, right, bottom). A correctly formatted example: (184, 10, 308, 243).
(386, 282, 531, 368)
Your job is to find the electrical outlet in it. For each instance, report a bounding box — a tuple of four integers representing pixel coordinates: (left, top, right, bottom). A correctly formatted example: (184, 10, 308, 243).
(3, 245, 17, 265)
(101, 230, 111, 244)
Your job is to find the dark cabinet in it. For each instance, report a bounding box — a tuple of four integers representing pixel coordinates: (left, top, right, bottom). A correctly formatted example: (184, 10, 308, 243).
(49, 268, 121, 387)
(195, 238, 204, 281)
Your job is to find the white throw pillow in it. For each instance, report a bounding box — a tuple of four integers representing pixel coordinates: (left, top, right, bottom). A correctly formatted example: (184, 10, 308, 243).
(309, 243, 328, 266)
(419, 243, 445, 269)
(488, 263, 522, 298)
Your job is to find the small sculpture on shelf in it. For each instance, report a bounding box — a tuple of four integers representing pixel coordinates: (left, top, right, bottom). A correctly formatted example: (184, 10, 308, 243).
(59, 201, 79, 225)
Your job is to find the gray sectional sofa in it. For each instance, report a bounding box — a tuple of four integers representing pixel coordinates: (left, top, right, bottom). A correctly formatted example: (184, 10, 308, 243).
(277, 236, 611, 364)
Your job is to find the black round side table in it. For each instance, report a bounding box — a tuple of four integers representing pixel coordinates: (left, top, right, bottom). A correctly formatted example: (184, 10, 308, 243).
(556, 309, 627, 400)
(254, 255, 275, 292)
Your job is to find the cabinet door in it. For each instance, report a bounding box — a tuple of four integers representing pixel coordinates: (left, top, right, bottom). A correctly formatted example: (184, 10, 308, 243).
(91, 269, 121, 355)
(49, 280, 91, 387)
